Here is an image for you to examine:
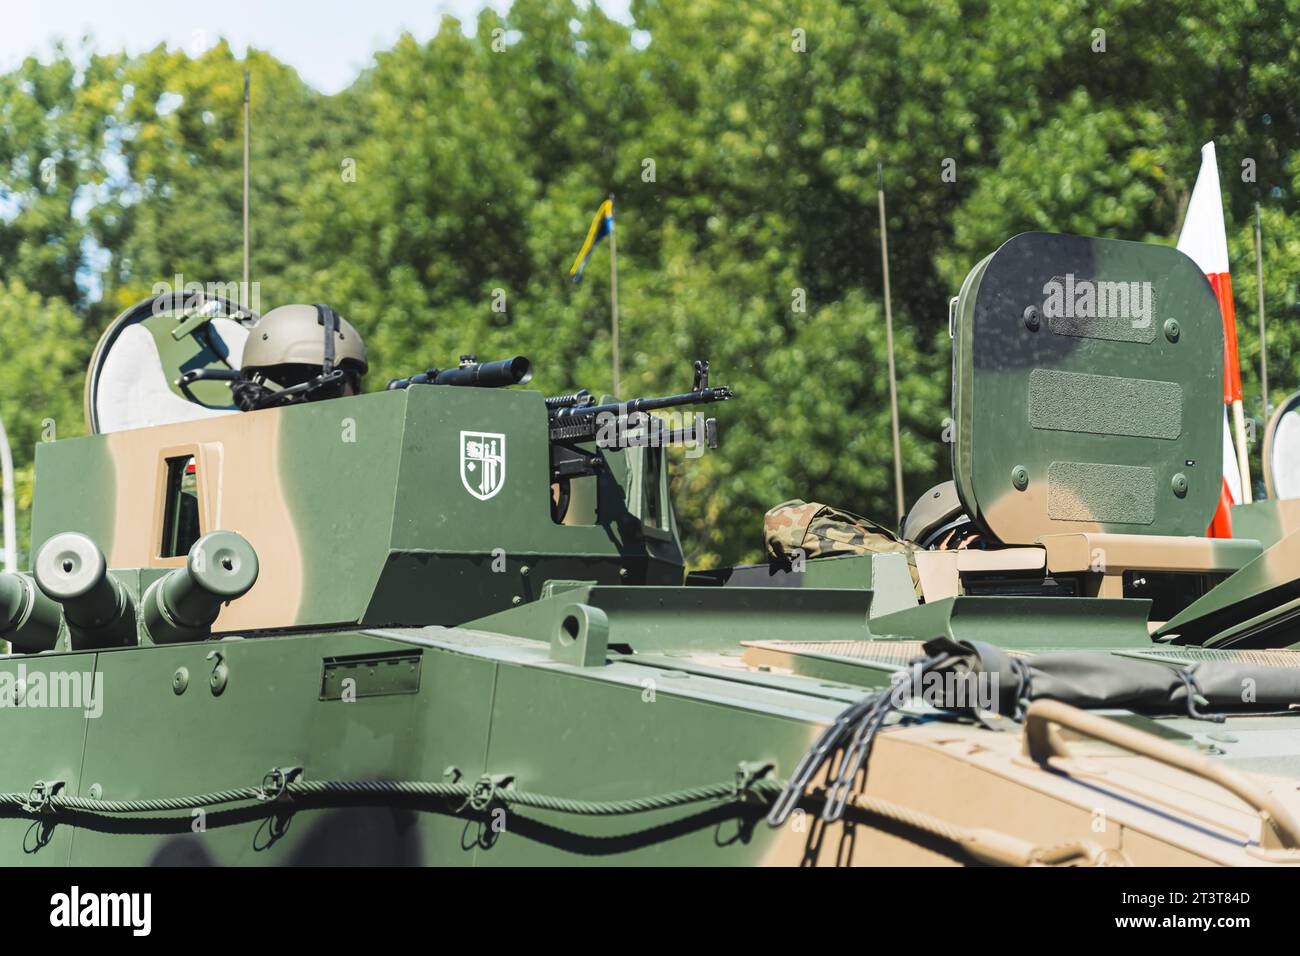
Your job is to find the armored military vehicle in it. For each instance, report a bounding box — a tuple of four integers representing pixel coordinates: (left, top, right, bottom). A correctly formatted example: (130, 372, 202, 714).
(2, 232, 1299, 866)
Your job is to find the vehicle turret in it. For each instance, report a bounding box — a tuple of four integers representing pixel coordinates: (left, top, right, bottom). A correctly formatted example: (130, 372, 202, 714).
(40, 326, 731, 635)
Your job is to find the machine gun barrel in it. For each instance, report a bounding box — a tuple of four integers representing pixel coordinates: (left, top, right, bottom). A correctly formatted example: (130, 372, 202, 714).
(548, 386, 733, 444)
(387, 355, 532, 391)
(552, 386, 732, 423)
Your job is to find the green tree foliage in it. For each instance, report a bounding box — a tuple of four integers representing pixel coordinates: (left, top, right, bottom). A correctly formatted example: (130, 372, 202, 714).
(0, 281, 87, 561)
(0, 0, 1298, 565)
(93, 42, 345, 314)
(0, 46, 123, 310)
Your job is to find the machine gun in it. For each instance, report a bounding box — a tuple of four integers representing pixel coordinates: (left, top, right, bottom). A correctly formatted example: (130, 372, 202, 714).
(547, 360, 733, 521)
(385, 354, 733, 522)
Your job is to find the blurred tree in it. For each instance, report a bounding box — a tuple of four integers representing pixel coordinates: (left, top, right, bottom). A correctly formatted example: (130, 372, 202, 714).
(93, 42, 343, 316)
(0, 46, 123, 314)
(0, 281, 88, 561)
(1, 0, 1299, 565)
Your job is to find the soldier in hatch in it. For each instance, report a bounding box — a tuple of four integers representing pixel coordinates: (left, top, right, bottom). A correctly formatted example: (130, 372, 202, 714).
(900, 481, 985, 551)
(232, 303, 368, 410)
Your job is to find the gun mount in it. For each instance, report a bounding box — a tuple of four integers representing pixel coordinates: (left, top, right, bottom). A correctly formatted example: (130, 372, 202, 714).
(547, 360, 733, 522)
(383, 354, 733, 524)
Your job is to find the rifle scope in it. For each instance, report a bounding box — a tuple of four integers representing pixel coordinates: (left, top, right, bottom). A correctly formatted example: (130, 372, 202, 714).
(386, 355, 532, 391)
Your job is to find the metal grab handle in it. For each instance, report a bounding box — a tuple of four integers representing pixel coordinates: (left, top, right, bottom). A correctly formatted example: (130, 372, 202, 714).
(1024, 699, 1300, 851)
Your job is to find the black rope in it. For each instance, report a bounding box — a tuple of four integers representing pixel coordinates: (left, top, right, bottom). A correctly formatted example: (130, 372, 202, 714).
(767, 653, 949, 827)
(1174, 668, 1226, 723)
(1008, 655, 1033, 722)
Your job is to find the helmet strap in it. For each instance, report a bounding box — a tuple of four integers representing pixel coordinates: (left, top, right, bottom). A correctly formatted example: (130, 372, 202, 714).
(315, 304, 338, 376)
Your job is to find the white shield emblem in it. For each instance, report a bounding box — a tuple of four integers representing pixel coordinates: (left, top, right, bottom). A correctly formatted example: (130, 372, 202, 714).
(460, 431, 506, 500)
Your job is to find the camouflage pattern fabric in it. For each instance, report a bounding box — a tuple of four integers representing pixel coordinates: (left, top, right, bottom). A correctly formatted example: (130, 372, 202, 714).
(764, 499, 921, 594)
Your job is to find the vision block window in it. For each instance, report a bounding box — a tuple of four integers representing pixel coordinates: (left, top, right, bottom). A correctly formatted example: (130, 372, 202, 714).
(160, 455, 202, 557)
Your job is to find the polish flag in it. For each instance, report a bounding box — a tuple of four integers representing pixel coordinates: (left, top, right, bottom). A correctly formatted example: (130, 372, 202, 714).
(1176, 142, 1248, 536)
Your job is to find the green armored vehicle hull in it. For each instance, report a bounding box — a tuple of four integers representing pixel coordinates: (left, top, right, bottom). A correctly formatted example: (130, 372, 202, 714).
(4, 233, 1300, 867)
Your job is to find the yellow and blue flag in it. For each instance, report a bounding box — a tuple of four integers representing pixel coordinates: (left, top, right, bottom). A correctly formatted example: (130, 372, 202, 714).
(568, 198, 614, 282)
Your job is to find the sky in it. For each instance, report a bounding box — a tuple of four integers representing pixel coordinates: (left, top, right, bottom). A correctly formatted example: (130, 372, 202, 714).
(1, 0, 632, 94)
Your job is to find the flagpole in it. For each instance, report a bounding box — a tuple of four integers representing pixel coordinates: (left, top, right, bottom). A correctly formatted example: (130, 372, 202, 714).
(1254, 202, 1269, 419)
(876, 164, 905, 526)
(242, 68, 251, 311)
(1233, 401, 1253, 503)
(608, 193, 620, 397)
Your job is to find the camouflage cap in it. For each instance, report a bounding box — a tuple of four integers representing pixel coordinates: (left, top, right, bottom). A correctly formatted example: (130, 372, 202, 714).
(764, 499, 916, 562)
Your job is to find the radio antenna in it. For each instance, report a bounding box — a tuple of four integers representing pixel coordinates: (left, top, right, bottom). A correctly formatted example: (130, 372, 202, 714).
(876, 163, 905, 526)
(242, 68, 251, 310)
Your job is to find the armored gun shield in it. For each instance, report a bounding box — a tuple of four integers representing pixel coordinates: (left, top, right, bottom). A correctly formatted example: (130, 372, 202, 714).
(951, 233, 1223, 545)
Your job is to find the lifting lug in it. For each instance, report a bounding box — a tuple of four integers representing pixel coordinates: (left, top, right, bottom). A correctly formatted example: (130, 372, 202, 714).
(469, 773, 515, 813)
(257, 766, 303, 802)
(23, 779, 66, 815)
(734, 761, 775, 802)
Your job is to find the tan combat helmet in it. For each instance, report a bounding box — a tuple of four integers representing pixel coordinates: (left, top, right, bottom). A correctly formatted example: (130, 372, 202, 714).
(234, 303, 368, 410)
(901, 480, 976, 550)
